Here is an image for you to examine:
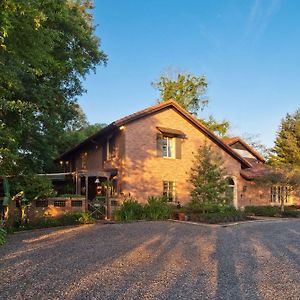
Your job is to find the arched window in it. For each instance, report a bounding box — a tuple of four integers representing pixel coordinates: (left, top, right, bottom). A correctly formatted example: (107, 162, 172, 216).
(225, 177, 235, 204)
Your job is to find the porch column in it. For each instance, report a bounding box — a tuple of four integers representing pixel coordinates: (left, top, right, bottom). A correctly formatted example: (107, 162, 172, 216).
(106, 177, 111, 220)
(75, 173, 80, 195)
(85, 176, 89, 212)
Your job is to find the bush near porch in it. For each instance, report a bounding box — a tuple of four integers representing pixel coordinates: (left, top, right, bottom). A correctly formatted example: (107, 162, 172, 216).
(114, 197, 176, 221)
(113, 197, 248, 224)
(12, 212, 95, 231)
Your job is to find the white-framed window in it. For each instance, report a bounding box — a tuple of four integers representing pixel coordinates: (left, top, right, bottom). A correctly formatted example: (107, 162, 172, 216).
(163, 181, 176, 202)
(271, 186, 290, 204)
(162, 136, 175, 158)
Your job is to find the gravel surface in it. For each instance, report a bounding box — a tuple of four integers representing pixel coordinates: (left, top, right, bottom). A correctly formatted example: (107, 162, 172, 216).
(0, 220, 299, 300)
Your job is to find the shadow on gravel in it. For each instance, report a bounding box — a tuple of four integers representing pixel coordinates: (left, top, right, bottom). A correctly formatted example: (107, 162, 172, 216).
(1, 221, 299, 299)
(213, 228, 261, 300)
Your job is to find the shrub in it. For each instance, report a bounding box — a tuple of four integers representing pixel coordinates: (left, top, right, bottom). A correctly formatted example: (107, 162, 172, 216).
(220, 204, 237, 213)
(59, 213, 82, 226)
(31, 216, 61, 229)
(18, 212, 95, 230)
(188, 211, 248, 224)
(56, 194, 83, 198)
(281, 210, 300, 218)
(143, 196, 175, 220)
(244, 206, 280, 217)
(114, 198, 143, 221)
(78, 212, 95, 224)
(10, 175, 55, 201)
(186, 201, 236, 214)
(0, 228, 7, 245)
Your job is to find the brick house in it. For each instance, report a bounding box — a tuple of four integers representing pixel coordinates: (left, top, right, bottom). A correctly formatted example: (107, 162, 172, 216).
(56, 100, 298, 212)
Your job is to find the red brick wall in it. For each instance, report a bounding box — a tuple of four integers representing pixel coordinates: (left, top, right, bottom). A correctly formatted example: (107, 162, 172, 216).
(121, 107, 243, 205)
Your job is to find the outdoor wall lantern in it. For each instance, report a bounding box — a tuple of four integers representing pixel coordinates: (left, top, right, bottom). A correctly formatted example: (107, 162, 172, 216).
(95, 177, 100, 184)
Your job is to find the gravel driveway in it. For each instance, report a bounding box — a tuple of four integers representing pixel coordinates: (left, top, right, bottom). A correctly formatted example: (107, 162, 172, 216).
(0, 220, 299, 300)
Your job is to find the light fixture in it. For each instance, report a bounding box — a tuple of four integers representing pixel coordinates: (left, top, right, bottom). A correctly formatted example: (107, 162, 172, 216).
(95, 177, 100, 184)
(119, 125, 125, 130)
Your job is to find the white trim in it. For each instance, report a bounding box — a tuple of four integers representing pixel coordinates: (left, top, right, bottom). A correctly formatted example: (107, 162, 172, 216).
(225, 175, 238, 208)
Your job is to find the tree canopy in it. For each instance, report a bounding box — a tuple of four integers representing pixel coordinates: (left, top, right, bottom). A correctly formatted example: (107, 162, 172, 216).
(269, 108, 300, 167)
(152, 72, 230, 137)
(153, 73, 208, 115)
(0, 0, 107, 175)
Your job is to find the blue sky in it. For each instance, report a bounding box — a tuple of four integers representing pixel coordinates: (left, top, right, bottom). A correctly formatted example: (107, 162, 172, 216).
(79, 0, 300, 148)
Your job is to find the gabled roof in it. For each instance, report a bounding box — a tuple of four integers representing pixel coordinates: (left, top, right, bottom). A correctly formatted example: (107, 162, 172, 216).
(223, 136, 265, 163)
(57, 100, 252, 168)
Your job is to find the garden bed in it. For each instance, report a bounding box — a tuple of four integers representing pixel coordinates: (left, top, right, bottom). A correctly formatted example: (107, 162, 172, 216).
(183, 211, 250, 224)
(244, 205, 300, 218)
(10, 212, 95, 232)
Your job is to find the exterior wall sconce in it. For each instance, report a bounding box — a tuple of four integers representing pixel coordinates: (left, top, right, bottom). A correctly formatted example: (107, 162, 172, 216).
(119, 125, 125, 130)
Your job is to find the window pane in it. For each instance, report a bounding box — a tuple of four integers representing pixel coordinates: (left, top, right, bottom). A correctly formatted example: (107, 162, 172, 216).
(162, 138, 168, 157)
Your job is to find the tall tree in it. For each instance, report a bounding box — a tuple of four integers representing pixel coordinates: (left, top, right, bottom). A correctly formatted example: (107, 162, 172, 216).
(189, 144, 229, 209)
(201, 116, 230, 138)
(153, 73, 208, 115)
(59, 122, 107, 155)
(152, 72, 230, 137)
(269, 109, 300, 167)
(0, 0, 107, 175)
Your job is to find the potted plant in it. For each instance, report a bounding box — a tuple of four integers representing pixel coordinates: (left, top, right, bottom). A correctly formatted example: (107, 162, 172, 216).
(173, 202, 186, 221)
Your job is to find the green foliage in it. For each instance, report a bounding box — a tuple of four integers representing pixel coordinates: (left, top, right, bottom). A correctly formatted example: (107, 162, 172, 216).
(31, 216, 61, 229)
(143, 196, 174, 220)
(201, 116, 230, 138)
(114, 198, 143, 221)
(78, 212, 95, 224)
(188, 211, 247, 224)
(189, 144, 230, 208)
(281, 209, 299, 218)
(153, 72, 208, 115)
(244, 206, 280, 217)
(245, 205, 299, 218)
(0, 0, 107, 175)
(269, 108, 300, 167)
(186, 202, 236, 214)
(152, 72, 231, 137)
(16, 212, 95, 230)
(0, 228, 7, 245)
(56, 194, 83, 199)
(58, 122, 106, 155)
(10, 175, 55, 201)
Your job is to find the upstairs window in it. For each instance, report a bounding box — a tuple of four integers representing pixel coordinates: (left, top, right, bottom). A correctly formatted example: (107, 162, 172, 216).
(270, 186, 290, 204)
(105, 136, 115, 161)
(163, 181, 176, 202)
(162, 136, 175, 158)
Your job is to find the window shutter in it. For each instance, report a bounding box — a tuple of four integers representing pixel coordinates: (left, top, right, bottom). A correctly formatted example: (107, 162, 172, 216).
(175, 138, 182, 159)
(156, 133, 163, 157)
